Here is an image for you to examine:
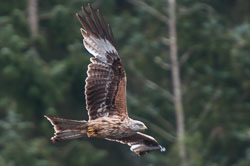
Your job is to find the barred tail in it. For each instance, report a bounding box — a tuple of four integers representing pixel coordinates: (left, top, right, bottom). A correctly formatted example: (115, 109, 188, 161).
(44, 115, 88, 142)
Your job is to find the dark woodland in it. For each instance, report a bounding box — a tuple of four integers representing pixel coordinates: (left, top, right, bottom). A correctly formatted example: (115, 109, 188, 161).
(0, 0, 250, 166)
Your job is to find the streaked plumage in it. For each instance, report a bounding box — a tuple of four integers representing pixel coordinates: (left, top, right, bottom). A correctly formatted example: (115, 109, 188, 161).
(45, 4, 165, 156)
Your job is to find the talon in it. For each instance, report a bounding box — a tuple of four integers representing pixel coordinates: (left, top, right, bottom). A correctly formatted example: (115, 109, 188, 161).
(87, 127, 97, 137)
(88, 127, 94, 132)
(92, 133, 97, 137)
(87, 132, 97, 137)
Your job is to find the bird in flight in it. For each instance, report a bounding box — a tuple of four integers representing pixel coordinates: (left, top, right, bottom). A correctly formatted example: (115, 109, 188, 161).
(45, 4, 165, 156)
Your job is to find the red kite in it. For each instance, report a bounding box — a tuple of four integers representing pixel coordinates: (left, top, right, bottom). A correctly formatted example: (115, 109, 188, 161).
(45, 4, 165, 156)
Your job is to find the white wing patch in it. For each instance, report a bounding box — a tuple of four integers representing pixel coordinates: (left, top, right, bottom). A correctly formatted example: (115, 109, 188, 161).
(130, 144, 163, 152)
(137, 132, 157, 142)
(81, 28, 118, 64)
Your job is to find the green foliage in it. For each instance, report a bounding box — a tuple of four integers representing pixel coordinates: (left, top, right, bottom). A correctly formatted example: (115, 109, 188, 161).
(0, 0, 250, 166)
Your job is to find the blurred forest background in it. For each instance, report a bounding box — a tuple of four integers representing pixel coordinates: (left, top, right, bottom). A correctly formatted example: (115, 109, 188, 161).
(0, 0, 250, 166)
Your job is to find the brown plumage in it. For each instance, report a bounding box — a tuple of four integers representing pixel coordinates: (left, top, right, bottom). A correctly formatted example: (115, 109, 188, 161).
(45, 4, 165, 156)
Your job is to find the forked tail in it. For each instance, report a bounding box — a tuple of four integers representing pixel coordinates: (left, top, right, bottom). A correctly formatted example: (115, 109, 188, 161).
(44, 115, 88, 142)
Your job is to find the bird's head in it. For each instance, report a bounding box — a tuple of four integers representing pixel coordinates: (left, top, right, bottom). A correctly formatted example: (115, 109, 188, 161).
(130, 119, 148, 132)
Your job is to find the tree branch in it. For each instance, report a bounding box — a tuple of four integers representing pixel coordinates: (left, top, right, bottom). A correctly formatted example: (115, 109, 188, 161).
(27, 0, 39, 38)
(128, 0, 168, 24)
(189, 89, 222, 132)
(168, 0, 188, 165)
(145, 79, 174, 102)
(154, 56, 172, 70)
(127, 93, 176, 133)
(131, 113, 176, 142)
(180, 51, 191, 65)
(131, 68, 174, 102)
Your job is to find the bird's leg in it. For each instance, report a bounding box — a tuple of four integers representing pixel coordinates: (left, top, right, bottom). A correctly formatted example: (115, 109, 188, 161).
(87, 126, 97, 137)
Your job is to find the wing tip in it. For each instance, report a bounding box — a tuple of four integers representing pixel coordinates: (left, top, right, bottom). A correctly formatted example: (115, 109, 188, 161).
(81, 6, 85, 11)
(44, 115, 54, 124)
(88, 3, 92, 8)
(77, 4, 116, 46)
(159, 145, 166, 152)
(80, 28, 87, 37)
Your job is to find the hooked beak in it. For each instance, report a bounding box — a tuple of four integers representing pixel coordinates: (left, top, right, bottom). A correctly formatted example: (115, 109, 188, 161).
(141, 125, 148, 130)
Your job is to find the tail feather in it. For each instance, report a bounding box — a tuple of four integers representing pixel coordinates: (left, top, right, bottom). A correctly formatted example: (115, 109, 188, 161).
(44, 115, 88, 142)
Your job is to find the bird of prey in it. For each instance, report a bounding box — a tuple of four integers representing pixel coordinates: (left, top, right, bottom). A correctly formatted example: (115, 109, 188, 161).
(45, 4, 165, 156)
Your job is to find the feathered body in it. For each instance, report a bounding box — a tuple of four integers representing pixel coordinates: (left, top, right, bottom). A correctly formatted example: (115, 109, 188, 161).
(45, 4, 165, 156)
(87, 116, 135, 139)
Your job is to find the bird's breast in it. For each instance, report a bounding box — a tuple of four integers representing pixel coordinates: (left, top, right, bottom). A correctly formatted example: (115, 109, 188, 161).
(88, 117, 135, 138)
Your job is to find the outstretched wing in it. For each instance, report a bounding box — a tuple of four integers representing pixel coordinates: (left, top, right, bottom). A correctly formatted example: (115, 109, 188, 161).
(76, 4, 128, 120)
(108, 132, 166, 156)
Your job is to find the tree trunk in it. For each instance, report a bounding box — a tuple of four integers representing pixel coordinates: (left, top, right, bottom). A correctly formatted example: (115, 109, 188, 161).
(167, 0, 188, 166)
(27, 0, 39, 38)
